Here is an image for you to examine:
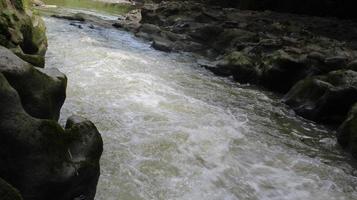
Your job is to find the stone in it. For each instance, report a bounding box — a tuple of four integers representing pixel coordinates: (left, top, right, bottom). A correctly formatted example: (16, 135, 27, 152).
(51, 14, 86, 22)
(152, 37, 173, 52)
(0, 46, 67, 121)
(284, 70, 357, 124)
(261, 50, 310, 93)
(0, 0, 48, 67)
(324, 55, 349, 69)
(347, 60, 357, 72)
(0, 73, 103, 200)
(210, 51, 261, 83)
(338, 103, 357, 157)
(0, 178, 23, 200)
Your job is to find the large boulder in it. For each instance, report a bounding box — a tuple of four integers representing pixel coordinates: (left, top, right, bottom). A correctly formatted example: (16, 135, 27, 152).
(208, 51, 261, 83)
(338, 103, 357, 157)
(0, 0, 47, 67)
(0, 72, 103, 200)
(261, 50, 311, 93)
(0, 45, 66, 121)
(284, 70, 357, 124)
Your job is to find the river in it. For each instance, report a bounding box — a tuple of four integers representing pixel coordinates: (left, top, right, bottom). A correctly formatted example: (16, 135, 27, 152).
(43, 12, 357, 200)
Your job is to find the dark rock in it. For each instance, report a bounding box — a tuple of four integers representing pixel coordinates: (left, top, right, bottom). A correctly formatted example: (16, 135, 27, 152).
(261, 50, 310, 93)
(284, 70, 357, 124)
(0, 72, 103, 200)
(70, 22, 84, 29)
(338, 103, 357, 157)
(210, 51, 261, 83)
(152, 37, 173, 52)
(0, 46, 67, 121)
(0, 178, 23, 200)
(347, 60, 357, 72)
(0, 1, 47, 67)
(213, 28, 257, 53)
(139, 23, 162, 35)
(51, 14, 86, 22)
(324, 55, 349, 69)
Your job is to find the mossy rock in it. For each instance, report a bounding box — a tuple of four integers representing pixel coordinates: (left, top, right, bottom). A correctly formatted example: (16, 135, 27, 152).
(284, 70, 357, 124)
(0, 0, 47, 67)
(261, 50, 310, 93)
(208, 51, 261, 84)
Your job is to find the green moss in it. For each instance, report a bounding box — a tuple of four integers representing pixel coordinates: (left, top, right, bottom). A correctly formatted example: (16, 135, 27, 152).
(225, 51, 252, 66)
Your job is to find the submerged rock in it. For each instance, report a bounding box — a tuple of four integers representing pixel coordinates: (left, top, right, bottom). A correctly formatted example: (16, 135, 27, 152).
(284, 70, 357, 124)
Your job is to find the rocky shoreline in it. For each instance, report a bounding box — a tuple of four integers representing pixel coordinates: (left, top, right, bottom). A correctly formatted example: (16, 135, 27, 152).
(112, 0, 357, 157)
(0, 0, 103, 199)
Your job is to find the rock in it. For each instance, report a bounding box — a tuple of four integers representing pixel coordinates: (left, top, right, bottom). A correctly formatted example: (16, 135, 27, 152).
(324, 55, 349, 69)
(347, 60, 357, 72)
(139, 23, 162, 35)
(338, 103, 357, 157)
(209, 51, 261, 83)
(188, 24, 224, 43)
(213, 28, 257, 53)
(261, 50, 310, 93)
(0, 178, 23, 200)
(0, 72, 103, 200)
(0, 1, 48, 67)
(284, 70, 357, 124)
(70, 22, 84, 29)
(0, 45, 67, 121)
(31, 0, 45, 7)
(51, 14, 86, 22)
(152, 37, 173, 52)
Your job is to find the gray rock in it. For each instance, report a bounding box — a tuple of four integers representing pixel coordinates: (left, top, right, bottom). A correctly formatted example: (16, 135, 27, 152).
(0, 46, 66, 121)
(284, 70, 357, 124)
(338, 103, 357, 157)
(0, 73, 103, 200)
(152, 37, 173, 52)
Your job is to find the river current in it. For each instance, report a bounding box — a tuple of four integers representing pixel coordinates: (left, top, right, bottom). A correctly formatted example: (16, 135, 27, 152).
(44, 16, 357, 200)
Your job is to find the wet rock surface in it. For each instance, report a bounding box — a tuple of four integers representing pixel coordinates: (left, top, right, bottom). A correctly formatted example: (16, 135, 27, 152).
(338, 103, 357, 157)
(0, 0, 103, 199)
(0, 46, 66, 120)
(0, 0, 47, 67)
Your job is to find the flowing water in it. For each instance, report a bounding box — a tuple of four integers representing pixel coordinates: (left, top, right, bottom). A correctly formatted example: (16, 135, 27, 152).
(44, 14, 357, 200)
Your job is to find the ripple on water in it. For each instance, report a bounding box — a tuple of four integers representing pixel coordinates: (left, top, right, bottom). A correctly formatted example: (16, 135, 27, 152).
(44, 17, 357, 200)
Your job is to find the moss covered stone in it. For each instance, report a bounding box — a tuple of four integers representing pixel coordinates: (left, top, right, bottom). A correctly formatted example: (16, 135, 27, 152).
(284, 70, 357, 124)
(0, 0, 47, 67)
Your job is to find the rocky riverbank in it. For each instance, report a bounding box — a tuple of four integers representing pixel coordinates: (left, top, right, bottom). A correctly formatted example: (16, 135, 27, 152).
(0, 0, 103, 199)
(112, 0, 357, 157)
